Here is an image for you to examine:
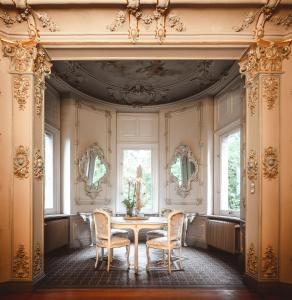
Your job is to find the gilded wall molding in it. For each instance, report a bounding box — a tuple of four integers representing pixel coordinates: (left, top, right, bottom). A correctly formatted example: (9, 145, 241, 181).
(14, 145, 30, 179)
(262, 146, 279, 180)
(247, 150, 258, 194)
(13, 75, 30, 110)
(247, 243, 258, 276)
(261, 245, 278, 279)
(239, 39, 291, 85)
(262, 76, 279, 110)
(32, 243, 42, 276)
(12, 244, 30, 279)
(33, 149, 44, 179)
(247, 79, 258, 116)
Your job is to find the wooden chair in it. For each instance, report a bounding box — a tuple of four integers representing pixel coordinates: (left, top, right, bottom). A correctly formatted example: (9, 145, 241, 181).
(146, 211, 184, 273)
(146, 208, 173, 241)
(93, 209, 130, 272)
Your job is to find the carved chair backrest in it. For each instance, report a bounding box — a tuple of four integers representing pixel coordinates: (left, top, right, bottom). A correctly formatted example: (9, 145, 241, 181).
(160, 208, 173, 217)
(168, 211, 185, 243)
(93, 209, 111, 242)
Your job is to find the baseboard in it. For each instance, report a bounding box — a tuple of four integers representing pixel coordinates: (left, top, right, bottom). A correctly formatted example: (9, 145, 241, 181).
(244, 274, 292, 298)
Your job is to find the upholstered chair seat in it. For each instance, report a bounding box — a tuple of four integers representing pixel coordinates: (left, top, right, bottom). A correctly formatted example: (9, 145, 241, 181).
(93, 209, 131, 272)
(146, 211, 184, 273)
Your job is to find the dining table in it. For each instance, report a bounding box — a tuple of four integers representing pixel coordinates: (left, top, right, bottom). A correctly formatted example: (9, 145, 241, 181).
(111, 216, 168, 274)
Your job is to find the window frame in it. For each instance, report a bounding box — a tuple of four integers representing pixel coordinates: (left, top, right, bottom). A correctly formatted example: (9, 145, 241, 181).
(116, 143, 159, 214)
(44, 123, 60, 215)
(214, 119, 241, 218)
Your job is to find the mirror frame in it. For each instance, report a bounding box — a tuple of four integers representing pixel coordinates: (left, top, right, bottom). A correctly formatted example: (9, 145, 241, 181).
(78, 143, 109, 199)
(168, 144, 199, 198)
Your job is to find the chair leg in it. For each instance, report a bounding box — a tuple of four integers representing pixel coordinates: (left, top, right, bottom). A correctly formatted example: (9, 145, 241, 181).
(107, 247, 111, 272)
(162, 249, 165, 266)
(126, 245, 130, 269)
(146, 246, 150, 272)
(179, 246, 183, 269)
(94, 246, 99, 269)
(168, 249, 171, 274)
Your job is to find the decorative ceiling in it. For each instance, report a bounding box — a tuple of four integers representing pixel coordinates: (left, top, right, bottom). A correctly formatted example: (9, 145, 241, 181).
(50, 60, 237, 106)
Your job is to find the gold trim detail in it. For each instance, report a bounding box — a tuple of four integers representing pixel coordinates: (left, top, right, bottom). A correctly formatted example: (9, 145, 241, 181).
(262, 146, 278, 180)
(33, 243, 42, 276)
(261, 245, 278, 279)
(12, 244, 30, 279)
(247, 150, 258, 181)
(247, 243, 258, 276)
(247, 79, 258, 116)
(33, 149, 44, 179)
(270, 13, 292, 29)
(13, 75, 30, 110)
(14, 145, 30, 179)
(239, 40, 291, 85)
(262, 76, 279, 110)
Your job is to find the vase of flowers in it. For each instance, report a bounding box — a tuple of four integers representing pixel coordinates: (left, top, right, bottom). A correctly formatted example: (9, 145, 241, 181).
(122, 178, 136, 216)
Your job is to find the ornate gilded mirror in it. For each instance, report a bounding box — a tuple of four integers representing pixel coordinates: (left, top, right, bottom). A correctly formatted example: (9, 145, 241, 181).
(78, 143, 109, 199)
(169, 144, 199, 198)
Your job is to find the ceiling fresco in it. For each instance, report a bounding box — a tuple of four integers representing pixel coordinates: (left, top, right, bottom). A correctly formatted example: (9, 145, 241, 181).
(50, 60, 237, 106)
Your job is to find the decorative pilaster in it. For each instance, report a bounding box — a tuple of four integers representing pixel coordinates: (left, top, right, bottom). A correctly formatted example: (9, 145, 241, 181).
(240, 39, 291, 281)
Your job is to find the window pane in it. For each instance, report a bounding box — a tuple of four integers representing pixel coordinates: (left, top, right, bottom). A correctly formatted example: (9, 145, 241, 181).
(122, 149, 152, 211)
(45, 132, 54, 210)
(220, 130, 240, 212)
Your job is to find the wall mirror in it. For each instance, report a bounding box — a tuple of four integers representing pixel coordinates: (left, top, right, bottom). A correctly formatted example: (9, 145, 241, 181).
(168, 144, 199, 198)
(78, 143, 109, 199)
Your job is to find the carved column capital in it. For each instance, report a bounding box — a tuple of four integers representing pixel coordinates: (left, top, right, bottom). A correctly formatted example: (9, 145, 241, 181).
(239, 39, 291, 84)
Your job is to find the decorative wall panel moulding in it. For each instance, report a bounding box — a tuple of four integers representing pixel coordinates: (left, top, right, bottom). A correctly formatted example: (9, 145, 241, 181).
(12, 244, 30, 279)
(261, 245, 278, 279)
(33, 149, 44, 179)
(262, 76, 279, 110)
(262, 146, 278, 179)
(247, 243, 258, 276)
(14, 145, 30, 179)
(32, 243, 42, 276)
(13, 75, 30, 110)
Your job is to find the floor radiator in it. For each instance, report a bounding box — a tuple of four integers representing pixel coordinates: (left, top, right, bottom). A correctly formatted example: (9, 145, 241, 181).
(207, 219, 240, 254)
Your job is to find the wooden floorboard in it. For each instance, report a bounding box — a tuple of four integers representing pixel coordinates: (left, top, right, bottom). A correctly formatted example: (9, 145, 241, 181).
(0, 288, 284, 300)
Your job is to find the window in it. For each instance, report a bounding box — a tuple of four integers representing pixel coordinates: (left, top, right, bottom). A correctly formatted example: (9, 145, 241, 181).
(44, 124, 60, 214)
(117, 144, 158, 214)
(214, 122, 241, 217)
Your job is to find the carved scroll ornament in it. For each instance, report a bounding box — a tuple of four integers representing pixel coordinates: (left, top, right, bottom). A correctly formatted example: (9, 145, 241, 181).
(247, 150, 258, 194)
(262, 76, 279, 110)
(33, 243, 42, 276)
(262, 147, 278, 180)
(13, 244, 30, 279)
(247, 243, 258, 276)
(247, 79, 258, 116)
(14, 145, 30, 179)
(13, 75, 30, 110)
(261, 245, 278, 279)
(33, 149, 44, 179)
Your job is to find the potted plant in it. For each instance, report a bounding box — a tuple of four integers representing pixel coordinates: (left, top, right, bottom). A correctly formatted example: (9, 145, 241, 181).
(122, 178, 136, 216)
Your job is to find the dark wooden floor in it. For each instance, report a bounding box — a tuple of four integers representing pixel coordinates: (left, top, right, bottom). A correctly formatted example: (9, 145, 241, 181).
(0, 288, 285, 300)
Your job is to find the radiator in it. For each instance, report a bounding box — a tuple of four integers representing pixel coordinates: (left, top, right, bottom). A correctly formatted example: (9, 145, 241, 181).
(207, 220, 240, 254)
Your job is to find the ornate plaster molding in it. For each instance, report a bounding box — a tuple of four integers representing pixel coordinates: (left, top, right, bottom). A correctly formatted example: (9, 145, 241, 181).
(239, 39, 291, 85)
(12, 244, 30, 279)
(262, 146, 279, 180)
(33, 149, 44, 179)
(247, 150, 258, 194)
(261, 245, 278, 279)
(233, 0, 281, 39)
(13, 75, 30, 110)
(32, 243, 42, 276)
(108, 0, 185, 43)
(262, 76, 279, 110)
(247, 79, 258, 116)
(14, 145, 30, 179)
(270, 13, 292, 29)
(247, 243, 258, 276)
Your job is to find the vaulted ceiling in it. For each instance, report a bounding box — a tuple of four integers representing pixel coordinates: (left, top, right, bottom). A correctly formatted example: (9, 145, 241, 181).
(49, 60, 238, 106)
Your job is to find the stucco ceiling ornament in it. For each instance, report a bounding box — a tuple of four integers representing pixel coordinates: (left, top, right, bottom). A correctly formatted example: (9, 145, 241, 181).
(262, 76, 279, 110)
(247, 243, 258, 276)
(33, 242, 42, 276)
(262, 146, 279, 180)
(261, 245, 278, 279)
(12, 244, 30, 279)
(13, 75, 30, 111)
(14, 145, 30, 179)
(33, 149, 44, 179)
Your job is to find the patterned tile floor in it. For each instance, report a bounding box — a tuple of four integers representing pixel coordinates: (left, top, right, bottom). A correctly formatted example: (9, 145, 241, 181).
(39, 244, 244, 289)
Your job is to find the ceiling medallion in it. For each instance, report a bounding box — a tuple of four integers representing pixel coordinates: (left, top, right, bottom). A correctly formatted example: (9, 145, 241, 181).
(33, 149, 44, 179)
(262, 146, 278, 180)
(247, 243, 258, 276)
(261, 245, 278, 279)
(14, 145, 30, 179)
(108, 0, 185, 43)
(12, 244, 30, 279)
(13, 75, 30, 111)
(262, 76, 279, 110)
